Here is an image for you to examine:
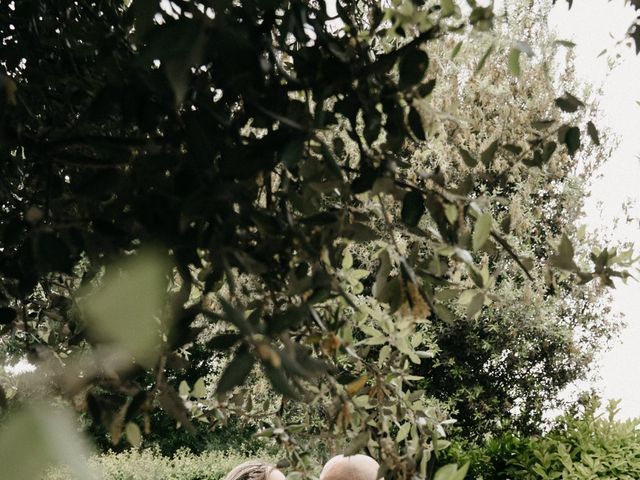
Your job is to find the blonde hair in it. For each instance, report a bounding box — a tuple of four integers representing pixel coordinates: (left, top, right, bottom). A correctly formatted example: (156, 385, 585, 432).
(223, 461, 278, 480)
(320, 455, 381, 480)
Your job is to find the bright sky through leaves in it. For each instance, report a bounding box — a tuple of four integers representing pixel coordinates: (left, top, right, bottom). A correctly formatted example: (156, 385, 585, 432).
(550, 0, 640, 419)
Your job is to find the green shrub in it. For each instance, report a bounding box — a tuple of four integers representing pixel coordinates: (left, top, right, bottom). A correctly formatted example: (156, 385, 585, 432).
(44, 448, 277, 480)
(441, 433, 528, 480)
(510, 398, 640, 479)
(443, 397, 640, 479)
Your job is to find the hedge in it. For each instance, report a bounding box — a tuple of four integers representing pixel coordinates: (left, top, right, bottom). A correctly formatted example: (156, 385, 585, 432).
(44, 448, 276, 480)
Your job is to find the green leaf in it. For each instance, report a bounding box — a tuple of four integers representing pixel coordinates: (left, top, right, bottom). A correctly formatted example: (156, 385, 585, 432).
(264, 364, 299, 398)
(350, 172, 377, 194)
(81, 250, 171, 368)
(191, 377, 207, 399)
(363, 109, 382, 146)
(179, 380, 190, 397)
(587, 121, 600, 146)
(476, 43, 495, 72)
(399, 50, 430, 89)
(344, 432, 370, 456)
(401, 190, 426, 227)
(554, 39, 576, 48)
(502, 144, 523, 155)
(467, 265, 485, 288)
(342, 222, 379, 242)
(563, 126, 581, 157)
(408, 107, 426, 140)
(218, 297, 251, 335)
(458, 147, 477, 167)
(577, 224, 587, 241)
(508, 47, 521, 76)
(125, 422, 142, 448)
(434, 304, 455, 323)
(451, 41, 463, 59)
(216, 346, 255, 394)
(543, 141, 557, 162)
(373, 250, 392, 300)
(550, 234, 577, 271)
(396, 422, 411, 442)
(444, 204, 458, 224)
(472, 213, 492, 251)
(441, 0, 456, 17)
(1, 75, 17, 106)
(320, 141, 344, 177)
(555, 92, 585, 113)
(531, 119, 555, 130)
(466, 292, 485, 319)
(206, 333, 242, 350)
(480, 140, 499, 168)
(157, 384, 196, 434)
(0, 405, 97, 480)
(434, 463, 468, 480)
(282, 138, 306, 168)
(631, 24, 640, 54)
(417, 78, 437, 97)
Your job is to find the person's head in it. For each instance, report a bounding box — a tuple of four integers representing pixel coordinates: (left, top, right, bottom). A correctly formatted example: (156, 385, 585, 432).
(319, 454, 381, 480)
(223, 461, 286, 480)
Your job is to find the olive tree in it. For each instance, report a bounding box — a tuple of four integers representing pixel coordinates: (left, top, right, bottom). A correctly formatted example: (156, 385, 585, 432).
(0, 1, 636, 479)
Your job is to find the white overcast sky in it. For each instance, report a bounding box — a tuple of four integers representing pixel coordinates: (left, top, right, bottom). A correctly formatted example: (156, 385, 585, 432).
(549, 0, 640, 419)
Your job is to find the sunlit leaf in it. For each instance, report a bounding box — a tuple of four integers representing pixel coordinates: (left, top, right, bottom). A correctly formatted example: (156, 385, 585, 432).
(81, 249, 171, 368)
(179, 380, 190, 397)
(467, 292, 485, 319)
(451, 41, 463, 59)
(441, 0, 456, 17)
(508, 48, 521, 76)
(125, 422, 142, 448)
(472, 213, 492, 251)
(476, 43, 495, 72)
(396, 422, 411, 442)
(191, 377, 207, 399)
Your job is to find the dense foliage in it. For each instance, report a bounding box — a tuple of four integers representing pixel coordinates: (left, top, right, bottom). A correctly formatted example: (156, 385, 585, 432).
(44, 448, 275, 480)
(1, 1, 638, 479)
(442, 396, 640, 479)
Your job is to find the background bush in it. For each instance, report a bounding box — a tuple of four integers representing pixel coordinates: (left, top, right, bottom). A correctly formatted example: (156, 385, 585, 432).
(442, 396, 640, 479)
(44, 448, 277, 480)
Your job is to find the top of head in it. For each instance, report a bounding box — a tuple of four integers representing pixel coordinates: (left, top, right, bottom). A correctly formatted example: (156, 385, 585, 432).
(223, 461, 285, 480)
(319, 455, 381, 480)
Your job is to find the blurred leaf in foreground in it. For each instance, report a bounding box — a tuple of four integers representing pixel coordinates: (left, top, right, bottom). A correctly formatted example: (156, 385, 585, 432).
(0, 404, 99, 480)
(80, 249, 172, 368)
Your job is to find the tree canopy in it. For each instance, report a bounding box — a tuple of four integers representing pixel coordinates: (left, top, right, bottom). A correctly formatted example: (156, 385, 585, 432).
(0, 1, 638, 479)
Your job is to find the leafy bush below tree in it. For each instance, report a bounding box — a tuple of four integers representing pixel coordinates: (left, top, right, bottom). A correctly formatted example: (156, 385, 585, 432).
(44, 448, 277, 480)
(442, 396, 640, 479)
